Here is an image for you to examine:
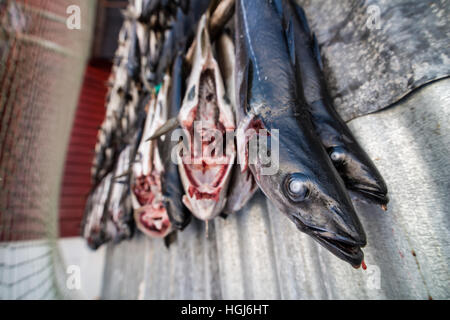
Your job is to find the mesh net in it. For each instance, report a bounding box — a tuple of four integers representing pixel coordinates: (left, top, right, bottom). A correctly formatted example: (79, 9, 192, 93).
(0, 0, 95, 299)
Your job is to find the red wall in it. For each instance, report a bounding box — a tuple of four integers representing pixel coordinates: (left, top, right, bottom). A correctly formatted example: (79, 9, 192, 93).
(59, 60, 111, 237)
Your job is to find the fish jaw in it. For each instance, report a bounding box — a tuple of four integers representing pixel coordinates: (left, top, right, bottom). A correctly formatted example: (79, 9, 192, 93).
(290, 210, 365, 267)
(308, 227, 365, 267)
(134, 204, 172, 238)
(178, 147, 234, 221)
(262, 171, 367, 267)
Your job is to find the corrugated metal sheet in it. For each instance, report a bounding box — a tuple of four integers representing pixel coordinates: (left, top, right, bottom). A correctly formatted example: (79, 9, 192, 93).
(101, 78, 450, 300)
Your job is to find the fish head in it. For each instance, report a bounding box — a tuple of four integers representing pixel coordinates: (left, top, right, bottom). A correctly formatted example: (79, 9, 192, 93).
(249, 122, 367, 266)
(130, 76, 171, 238)
(85, 228, 107, 250)
(163, 194, 191, 230)
(177, 14, 236, 221)
(328, 144, 388, 206)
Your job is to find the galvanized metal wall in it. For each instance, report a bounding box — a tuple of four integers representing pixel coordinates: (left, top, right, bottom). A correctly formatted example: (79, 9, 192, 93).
(101, 78, 450, 300)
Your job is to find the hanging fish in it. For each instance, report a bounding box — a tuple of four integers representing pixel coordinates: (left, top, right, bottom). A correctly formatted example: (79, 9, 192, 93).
(159, 52, 192, 230)
(151, 0, 211, 86)
(274, 0, 389, 207)
(235, 0, 366, 267)
(131, 75, 172, 238)
(107, 145, 135, 242)
(82, 173, 117, 250)
(155, 15, 236, 222)
(215, 31, 258, 215)
(91, 18, 138, 185)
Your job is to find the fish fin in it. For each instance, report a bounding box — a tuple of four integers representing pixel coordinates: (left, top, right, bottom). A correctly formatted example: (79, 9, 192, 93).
(236, 117, 250, 172)
(293, 3, 311, 35)
(286, 18, 296, 66)
(146, 117, 179, 141)
(238, 61, 250, 116)
(312, 33, 323, 71)
(113, 171, 130, 180)
(236, 115, 261, 173)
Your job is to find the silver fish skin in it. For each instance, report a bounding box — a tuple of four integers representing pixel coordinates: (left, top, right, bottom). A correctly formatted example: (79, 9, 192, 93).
(235, 0, 366, 267)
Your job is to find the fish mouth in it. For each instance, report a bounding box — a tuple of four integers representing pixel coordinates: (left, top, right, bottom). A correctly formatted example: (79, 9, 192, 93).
(291, 216, 364, 267)
(312, 233, 364, 267)
(350, 183, 389, 205)
(135, 205, 172, 238)
(86, 230, 108, 250)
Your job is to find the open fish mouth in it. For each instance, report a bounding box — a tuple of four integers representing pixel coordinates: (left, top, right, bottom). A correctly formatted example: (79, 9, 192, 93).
(313, 234, 364, 267)
(177, 15, 235, 221)
(132, 172, 172, 238)
(291, 216, 365, 267)
(135, 204, 172, 238)
(350, 183, 389, 205)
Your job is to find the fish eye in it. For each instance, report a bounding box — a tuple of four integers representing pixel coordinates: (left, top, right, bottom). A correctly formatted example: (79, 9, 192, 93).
(329, 147, 346, 163)
(284, 174, 309, 202)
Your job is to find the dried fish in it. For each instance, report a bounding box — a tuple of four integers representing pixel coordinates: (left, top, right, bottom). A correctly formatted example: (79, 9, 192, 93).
(235, 0, 366, 267)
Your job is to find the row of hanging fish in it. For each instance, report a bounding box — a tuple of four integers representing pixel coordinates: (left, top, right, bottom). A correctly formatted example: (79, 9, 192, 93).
(83, 0, 388, 268)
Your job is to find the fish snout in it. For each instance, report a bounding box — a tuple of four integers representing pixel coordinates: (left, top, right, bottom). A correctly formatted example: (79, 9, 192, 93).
(86, 230, 107, 250)
(329, 205, 367, 247)
(164, 198, 191, 231)
(329, 146, 389, 205)
(290, 209, 366, 266)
